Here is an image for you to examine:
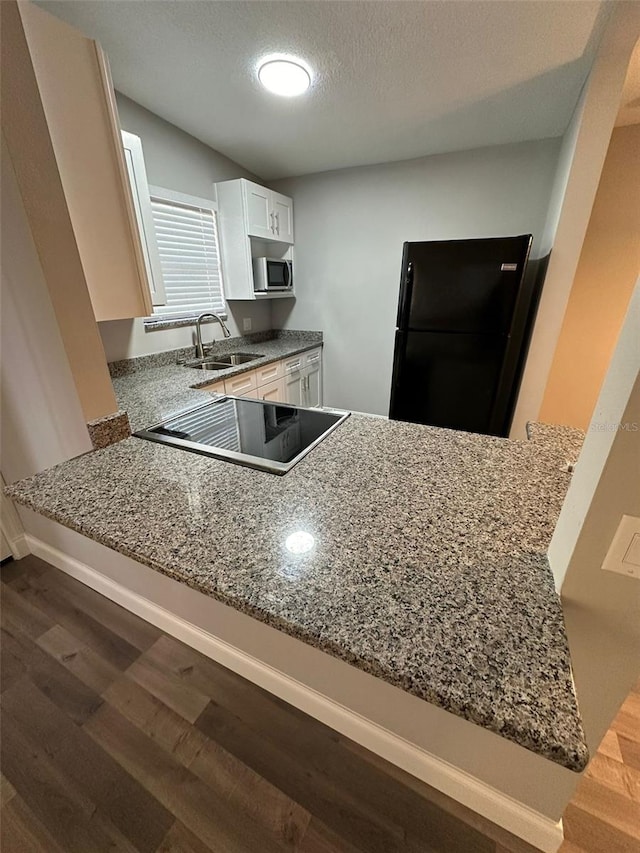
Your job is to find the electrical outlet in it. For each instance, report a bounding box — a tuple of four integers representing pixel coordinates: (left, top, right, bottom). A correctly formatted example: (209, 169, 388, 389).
(243, 318, 252, 332)
(601, 515, 640, 579)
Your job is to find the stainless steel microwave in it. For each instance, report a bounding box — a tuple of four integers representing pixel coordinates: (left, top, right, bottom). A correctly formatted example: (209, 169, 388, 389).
(252, 257, 293, 292)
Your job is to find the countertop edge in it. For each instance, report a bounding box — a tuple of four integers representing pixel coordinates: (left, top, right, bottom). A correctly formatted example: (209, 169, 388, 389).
(188, 340, 323, 389)
(4, 480, 589, 774)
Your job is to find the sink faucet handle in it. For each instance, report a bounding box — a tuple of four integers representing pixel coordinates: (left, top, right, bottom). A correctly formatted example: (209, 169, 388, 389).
(195, 311, 230, 359)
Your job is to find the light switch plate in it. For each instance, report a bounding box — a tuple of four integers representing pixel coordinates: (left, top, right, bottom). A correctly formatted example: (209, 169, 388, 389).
(243, 318, 252, 332)
(601, 515, 640, 579)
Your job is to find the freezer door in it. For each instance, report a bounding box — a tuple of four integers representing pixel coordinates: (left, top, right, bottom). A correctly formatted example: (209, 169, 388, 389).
(396, 235, 532, 334)
(389, 330, 510, 435)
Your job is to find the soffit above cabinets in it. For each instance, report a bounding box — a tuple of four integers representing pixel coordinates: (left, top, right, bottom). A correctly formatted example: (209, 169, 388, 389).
(37, 0, 607, 180)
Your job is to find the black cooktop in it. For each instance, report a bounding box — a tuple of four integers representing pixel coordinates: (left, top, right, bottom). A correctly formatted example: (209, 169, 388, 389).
(134, 396, 350, 475)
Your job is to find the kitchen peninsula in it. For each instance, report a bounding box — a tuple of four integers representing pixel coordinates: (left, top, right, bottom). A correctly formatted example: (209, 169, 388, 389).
(6, 354, 588, 779)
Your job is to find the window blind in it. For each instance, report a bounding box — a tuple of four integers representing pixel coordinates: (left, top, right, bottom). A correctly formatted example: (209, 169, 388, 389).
(150, 194, 225, 319)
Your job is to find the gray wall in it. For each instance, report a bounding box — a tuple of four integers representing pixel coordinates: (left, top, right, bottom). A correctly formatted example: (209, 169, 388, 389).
(271, 138, 561, 415)
(99, 95, 271, 362)
(116, 93, 258, 198)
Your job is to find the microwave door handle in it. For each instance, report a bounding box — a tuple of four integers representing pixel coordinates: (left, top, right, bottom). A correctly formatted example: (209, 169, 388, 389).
(284, 261, 291, 289)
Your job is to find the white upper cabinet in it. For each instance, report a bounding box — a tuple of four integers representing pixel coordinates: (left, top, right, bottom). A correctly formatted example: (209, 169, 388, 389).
(216, 178, 295, 300)
(18, 2, 155, 321)
(222, 179, 295, 245)
(121, 131, 166, 306)
(271, 191, 294, 243)
(244, 182, 274, 240)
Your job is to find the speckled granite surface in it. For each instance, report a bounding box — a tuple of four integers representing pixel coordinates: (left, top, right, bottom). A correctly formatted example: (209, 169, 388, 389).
(6, 412, 588, 771)
(527, 421, 585, 468)
(108, 330, 322, 377)
(86, 411, 131, 450)
(111, 332, 323, 432)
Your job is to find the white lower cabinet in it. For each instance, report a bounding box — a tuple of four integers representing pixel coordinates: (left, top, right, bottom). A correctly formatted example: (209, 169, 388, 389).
(224, 370, 258, 398)
(255, 360, 282, 386)
(258, 377, 286, 403)
(301, 348, 323, 408)
(200, 349, 322, 406)
(284, 370, 304, 406)
(283, 353, 304, 406)
(202, 379, 225, 395)
(304, 362, 322, 408)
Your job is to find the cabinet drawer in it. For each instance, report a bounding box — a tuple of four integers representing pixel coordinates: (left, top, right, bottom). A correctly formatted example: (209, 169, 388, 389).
(283, 354, 304, 374)
(256, 359, 282, 386)
(224, 369, 257, 397)
(200, 379, 225, 394)
(302, 347, 322, 367)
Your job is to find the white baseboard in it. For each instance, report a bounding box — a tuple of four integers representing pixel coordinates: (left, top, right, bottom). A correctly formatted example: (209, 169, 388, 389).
(8, 534, 30, 560)
(1, 483, 31, 559)
(25, 533, 564, 852)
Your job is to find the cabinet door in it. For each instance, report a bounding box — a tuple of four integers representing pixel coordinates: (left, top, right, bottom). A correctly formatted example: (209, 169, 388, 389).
(243, 180, 274, 240)
(258, 377, 286, 403)
(302, 348, 323, 407)
(304, 363, 322, 408)
(17, 2, 154, 320)
(272, 192, 294, 244)
(121, 132, 166, 305)
(284, 371, 303, 407)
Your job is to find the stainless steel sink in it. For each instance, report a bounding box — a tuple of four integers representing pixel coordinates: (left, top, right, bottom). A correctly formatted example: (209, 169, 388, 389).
(185, 352, 263, 371)
(187, 362, 228, 371)
(211, 352, 262, 365)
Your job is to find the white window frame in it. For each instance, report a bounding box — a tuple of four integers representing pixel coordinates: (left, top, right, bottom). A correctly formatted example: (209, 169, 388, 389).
(145, 185, 227, 325)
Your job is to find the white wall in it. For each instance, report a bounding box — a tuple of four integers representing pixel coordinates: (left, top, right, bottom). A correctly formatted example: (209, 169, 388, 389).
(540, 125, 640, 429)
(271, 138, 560, 415)
(99, 95, 272, 362)
(117, 93, 258, 199)
(549, 283, 640, 587)
(510, 5, 640, 437)
(548, 282, 639, 760)
(1, 135, 92, 493)
(539, 83, 588, 259)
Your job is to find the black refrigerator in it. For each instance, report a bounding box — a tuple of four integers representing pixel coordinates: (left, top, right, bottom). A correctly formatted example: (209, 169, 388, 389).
(389, 235, 535, 437)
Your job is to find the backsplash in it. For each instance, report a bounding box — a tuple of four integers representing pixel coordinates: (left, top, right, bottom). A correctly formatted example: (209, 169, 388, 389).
(98, 299, 273, 363)
(108, 329, 322, 377)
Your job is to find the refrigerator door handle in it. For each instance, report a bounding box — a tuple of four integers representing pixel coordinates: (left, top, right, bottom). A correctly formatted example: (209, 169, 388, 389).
(397, 259, 414, 330)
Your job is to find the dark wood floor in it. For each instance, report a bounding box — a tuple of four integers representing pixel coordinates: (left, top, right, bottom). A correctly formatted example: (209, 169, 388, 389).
(0, 555, 549, 852)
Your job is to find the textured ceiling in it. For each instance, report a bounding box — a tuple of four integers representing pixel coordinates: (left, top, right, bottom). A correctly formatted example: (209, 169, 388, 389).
(38, 0, 607, 180)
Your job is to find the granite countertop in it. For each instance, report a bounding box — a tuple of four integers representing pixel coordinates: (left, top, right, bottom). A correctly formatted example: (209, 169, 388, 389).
(527, 421, 585, 468)
(110, 331, 322, 432)
(6, 409, 589, 772)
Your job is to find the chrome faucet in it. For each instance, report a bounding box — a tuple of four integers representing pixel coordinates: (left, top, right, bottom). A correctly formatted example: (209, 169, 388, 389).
(195, 312, 231, 359)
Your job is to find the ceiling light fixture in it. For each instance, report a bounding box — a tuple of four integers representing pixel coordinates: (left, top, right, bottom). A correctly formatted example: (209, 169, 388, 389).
(257, 56, 311, 97)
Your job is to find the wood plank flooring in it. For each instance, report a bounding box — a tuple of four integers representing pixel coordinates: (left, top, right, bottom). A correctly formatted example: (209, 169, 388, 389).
(0, 554, 636, 852)
(558, 680, 640, 853)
